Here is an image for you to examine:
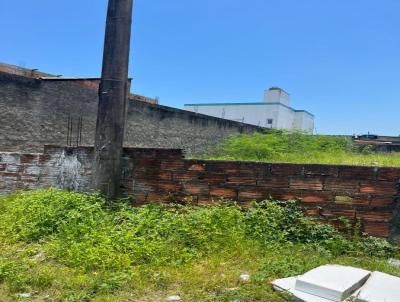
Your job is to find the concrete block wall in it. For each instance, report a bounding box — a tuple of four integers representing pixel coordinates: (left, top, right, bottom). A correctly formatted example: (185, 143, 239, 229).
(1, 146, 399, 239)
(0, 71, 261, 155)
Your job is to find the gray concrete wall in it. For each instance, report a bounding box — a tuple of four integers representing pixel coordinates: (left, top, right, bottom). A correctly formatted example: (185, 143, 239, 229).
(0, 72, 261, 155)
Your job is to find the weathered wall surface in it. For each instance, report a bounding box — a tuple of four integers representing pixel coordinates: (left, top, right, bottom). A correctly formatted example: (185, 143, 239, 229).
(126, 150, 400, 239)
(124, 101, 261, 155)
(0, 72, 261, 155)
(0, 146, 92, 195)
(1, 146, 399, 240)
(0, 73, 96, 152)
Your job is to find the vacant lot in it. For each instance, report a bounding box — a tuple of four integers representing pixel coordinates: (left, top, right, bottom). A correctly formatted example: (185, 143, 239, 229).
(0, 190, 399, 301)
(203, 131, 400, 167)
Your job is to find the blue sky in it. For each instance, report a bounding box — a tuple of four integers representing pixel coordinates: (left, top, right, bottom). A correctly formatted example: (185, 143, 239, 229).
(1, 0, 399, 135)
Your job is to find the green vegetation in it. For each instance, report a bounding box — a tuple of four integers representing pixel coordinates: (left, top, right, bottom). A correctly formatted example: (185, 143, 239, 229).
(0, 190, 399, 301)
(203, 131, 400, 166)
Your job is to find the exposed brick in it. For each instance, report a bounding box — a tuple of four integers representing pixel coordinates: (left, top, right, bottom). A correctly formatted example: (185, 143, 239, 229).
(160, 159, 185, 170)
(304, 165, 339, 177)
(319, 207, 356, 220)
(377, 167, 400, 182)
(238, 187, 271, 201)
(187, 164, 206, 171)
(157, 181, 182, 192)
(0, 172, 20, 178)
(240, 162, 270, 175)
(201, 172, 227, 184)
(290, 177, 323, 190)
(156, 171, 173, 181)
(173, 171, 201, 182)
(270, 190, 297, 201)
(133, 169, 164, 180)
(300, 191, 333, 203)
(203, 161, 241, 174)
(360, 181, 398, 195)
(226, 174, 257, 186)
(370, 195, 395, 207)
(271, 164, 303, 176)
(135, 158, 161, 168)
(38, 154, 51, 164)
(324, 178, 360, 193)
(132, 181, 155, 193)
(210, 186, 237, 199)
(265, 189, 332, 203)
(257, 177, 289, 189)
(183, 182, 209, 195)
(363, 222, 390, 238)
(20, 154, 38, 164)
(339, 166, 377, 180)
(357, 210, 392, 222)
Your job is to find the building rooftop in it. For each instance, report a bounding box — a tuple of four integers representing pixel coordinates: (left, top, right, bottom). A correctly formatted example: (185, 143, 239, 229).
(0, 62, 158, 105)
(184, 101, 314, 117)
(268, 86, 290, 95)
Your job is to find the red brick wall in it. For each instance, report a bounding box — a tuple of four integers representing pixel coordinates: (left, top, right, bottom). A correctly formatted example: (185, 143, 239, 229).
(1, 146, 399, 239)
(123, 149, 400, 239)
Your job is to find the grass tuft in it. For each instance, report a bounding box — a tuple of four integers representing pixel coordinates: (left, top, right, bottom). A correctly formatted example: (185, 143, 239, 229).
(0, 189, 399, 301)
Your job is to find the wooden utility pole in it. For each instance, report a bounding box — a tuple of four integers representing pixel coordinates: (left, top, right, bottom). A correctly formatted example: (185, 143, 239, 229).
(92, 0, 133, 199)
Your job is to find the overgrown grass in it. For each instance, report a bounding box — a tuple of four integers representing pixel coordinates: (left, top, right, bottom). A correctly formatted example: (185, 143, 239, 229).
(203, 131, 400, 167)
(0, 189, 399, 301)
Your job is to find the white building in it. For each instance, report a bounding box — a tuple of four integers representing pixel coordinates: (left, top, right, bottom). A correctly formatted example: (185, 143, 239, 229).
(184, 87, 314, 132)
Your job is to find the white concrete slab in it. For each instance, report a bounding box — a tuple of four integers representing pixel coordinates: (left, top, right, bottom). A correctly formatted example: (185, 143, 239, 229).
(356, 271, 400, 302)
(272, 276, 359, 302)
(295, 265, 370, 302)
(273, 276, 332, 302)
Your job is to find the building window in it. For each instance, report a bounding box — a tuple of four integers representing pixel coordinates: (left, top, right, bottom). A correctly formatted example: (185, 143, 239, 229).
(267, 119, 273, 125)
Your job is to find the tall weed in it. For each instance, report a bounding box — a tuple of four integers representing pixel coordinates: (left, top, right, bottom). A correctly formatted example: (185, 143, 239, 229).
(0, 190, 397, 300)
(204, 130, 400, 166)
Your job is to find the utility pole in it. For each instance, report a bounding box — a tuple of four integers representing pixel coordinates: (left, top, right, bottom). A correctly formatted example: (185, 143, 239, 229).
(92, 0, 133, 199)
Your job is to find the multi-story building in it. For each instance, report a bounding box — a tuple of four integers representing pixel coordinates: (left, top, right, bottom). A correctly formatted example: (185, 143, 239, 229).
(184, 87, 314, 132)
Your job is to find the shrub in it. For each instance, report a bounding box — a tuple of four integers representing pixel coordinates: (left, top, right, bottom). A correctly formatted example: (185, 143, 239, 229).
(209, 130, 354, 161)
(0, 189, 107, 242)
(244, 201, 338, 246)
(0, 190, 396, 277)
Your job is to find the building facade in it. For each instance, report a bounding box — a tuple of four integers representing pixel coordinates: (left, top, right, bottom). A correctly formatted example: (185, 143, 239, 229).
(184, 87, 315, 132)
